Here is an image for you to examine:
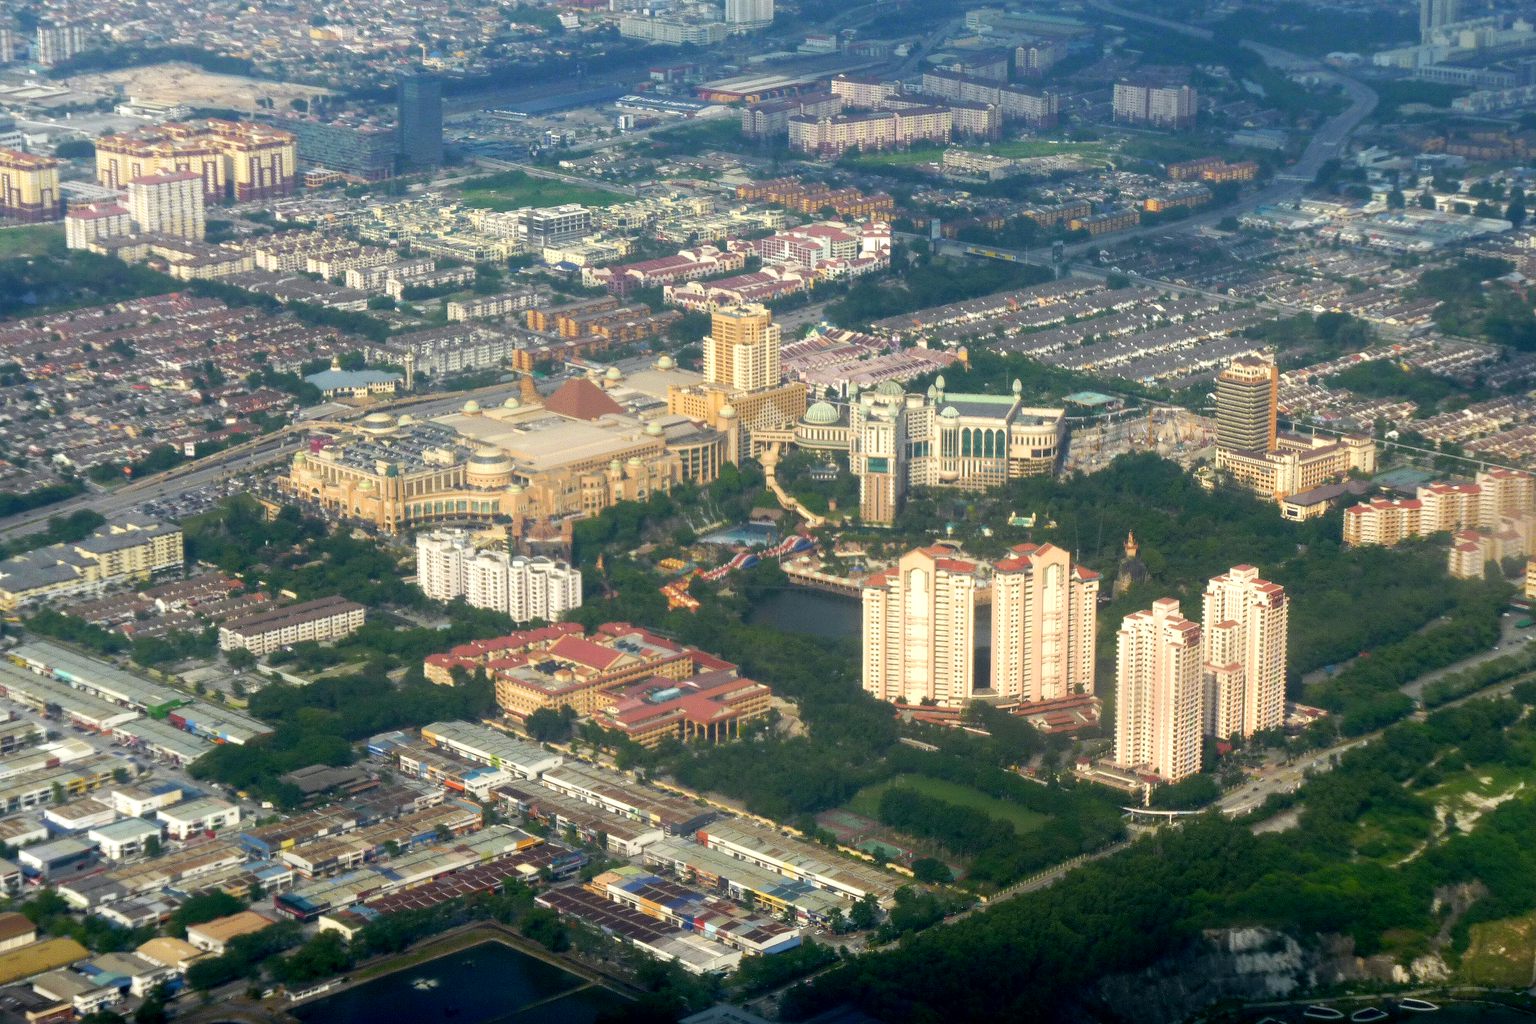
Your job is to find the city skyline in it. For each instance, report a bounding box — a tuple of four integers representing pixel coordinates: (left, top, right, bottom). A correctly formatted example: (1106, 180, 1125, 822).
(0, 0, 1534, 1015)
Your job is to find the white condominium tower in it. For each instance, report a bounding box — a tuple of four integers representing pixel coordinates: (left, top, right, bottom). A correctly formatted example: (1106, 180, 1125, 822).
(125, 171, 206, 241)
(415, 529, 581, 621)
(1202, 565, 1288, 740)
(862, 546, 980, 707)
(725, 0, 774, 28)
(1114, 598, 1203, 783)
(990, 542, 1099, 702)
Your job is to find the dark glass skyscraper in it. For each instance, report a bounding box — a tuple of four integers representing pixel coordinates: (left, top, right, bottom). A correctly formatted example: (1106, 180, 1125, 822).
(398, 72, 443, 172)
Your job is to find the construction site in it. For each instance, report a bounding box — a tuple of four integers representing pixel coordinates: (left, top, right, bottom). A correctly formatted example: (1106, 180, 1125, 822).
(1062, 406, 1215, 475)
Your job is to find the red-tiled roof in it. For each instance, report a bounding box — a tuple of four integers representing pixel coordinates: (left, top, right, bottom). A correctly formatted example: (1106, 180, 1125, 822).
(543, 378, 624, 421)
(549, 634, 625, 671)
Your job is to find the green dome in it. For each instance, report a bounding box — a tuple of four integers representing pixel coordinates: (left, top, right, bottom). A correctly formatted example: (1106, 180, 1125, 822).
(803, 401, 840, 425)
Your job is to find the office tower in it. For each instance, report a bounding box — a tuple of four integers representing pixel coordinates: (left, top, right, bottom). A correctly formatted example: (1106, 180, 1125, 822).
(0, 149, 61, 222)
(704, 304, 782, 393)
(1202, 565, 1288, 740)
(126, 172, 206, 241)
(397, 72, 443, 173)
(847, 386, 927, 526)
(725, 0, 775, 28)
(1114, 598, 1203, 783)
(1421, 0, 1460, 40)
(1214, 354, 1278, 454)
(862, 546, 979, 707)
(0, 28, 16, 64)
(34, 23, 86, 67)
(990, 543, 1100, 702)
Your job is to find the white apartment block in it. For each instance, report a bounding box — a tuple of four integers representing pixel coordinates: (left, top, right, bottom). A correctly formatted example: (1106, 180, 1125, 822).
(862, 546, 979, 707)
(34, 23, 87, 67)
(216, 596, 365, 656)
(66, 203, 132, 250)
(126, 172, 205, 241)
(991, 543, 1099, 702)
(725, 0, 774, 28)
(1202, 565, 1288, 741)
(1114, 598, 1203, 783)
(1113, 82, 1198, 129)
(415, 529, 582, 622)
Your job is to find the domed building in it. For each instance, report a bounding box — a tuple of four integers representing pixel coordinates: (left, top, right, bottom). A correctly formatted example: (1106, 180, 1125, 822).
(465, 448, 515, 489)
(794, 400, 850, 452)
(359, 412, 397, 435)
(839, 377, 1067, 525)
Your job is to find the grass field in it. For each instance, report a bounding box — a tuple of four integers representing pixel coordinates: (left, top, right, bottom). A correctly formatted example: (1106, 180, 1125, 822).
(848, 774, 1050, 834)
(845, 139, 1108, 169)
(843, 147, 949, 168)
(0, 224, 65, 259)
(458, 171, 623, 212)
(987, 140, 1109, 161)
(1460, 912, 1536, 987)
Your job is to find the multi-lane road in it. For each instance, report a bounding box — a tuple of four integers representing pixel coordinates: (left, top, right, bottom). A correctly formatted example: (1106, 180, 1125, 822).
(0, 434, 304, 543)
(1219, 617, 1536, 817)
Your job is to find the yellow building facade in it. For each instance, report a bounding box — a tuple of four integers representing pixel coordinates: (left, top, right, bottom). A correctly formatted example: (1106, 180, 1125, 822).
(96, 119, 297, 203)
(0, 149, 61, 223)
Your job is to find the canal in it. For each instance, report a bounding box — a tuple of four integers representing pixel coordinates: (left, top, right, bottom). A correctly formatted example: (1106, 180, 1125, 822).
(291, 940, 625, 1024)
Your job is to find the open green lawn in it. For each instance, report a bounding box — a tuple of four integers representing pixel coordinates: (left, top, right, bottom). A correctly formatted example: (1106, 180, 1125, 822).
(848, 774, 1050, 834)
(458, 171, 623, 212)
(845, 139, 1108, 169)
(843, 147, 949, 168)
(0, 224, 65, 259)
(986, 140, 1109, 161)
(1460, 912, 1536, 987)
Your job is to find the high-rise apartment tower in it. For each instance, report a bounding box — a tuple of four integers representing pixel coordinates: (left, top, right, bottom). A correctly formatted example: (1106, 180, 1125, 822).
(1114, 597, 1203, 782)
(1202, 565, 1288, 740)
(703, 304, 782, 393)
(990, 543, 1099, 702)
(862, 546, 979, 707)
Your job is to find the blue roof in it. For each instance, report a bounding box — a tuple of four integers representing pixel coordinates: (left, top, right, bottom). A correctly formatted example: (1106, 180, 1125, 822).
(304, 369, 402, 390)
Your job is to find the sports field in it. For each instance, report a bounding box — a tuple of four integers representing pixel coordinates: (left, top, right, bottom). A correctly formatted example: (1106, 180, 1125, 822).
(459, 171, 623, 211)
(848, 774, 1050, 833)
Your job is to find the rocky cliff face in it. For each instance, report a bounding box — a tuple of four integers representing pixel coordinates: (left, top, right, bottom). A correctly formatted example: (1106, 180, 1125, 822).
(1069, 928, 1419, 1023)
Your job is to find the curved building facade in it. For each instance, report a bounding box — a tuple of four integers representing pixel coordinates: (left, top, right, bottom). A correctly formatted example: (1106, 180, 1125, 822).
(281, 391, 727, 536)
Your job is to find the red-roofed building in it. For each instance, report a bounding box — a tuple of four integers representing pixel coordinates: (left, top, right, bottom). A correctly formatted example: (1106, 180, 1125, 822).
(596, 671, 772, 747)
(542, 378, 625, 421)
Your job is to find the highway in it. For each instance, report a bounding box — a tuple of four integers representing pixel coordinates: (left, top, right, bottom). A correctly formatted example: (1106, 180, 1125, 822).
(1219, 618, 1536, 818)
(0, 433, 304, 544)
